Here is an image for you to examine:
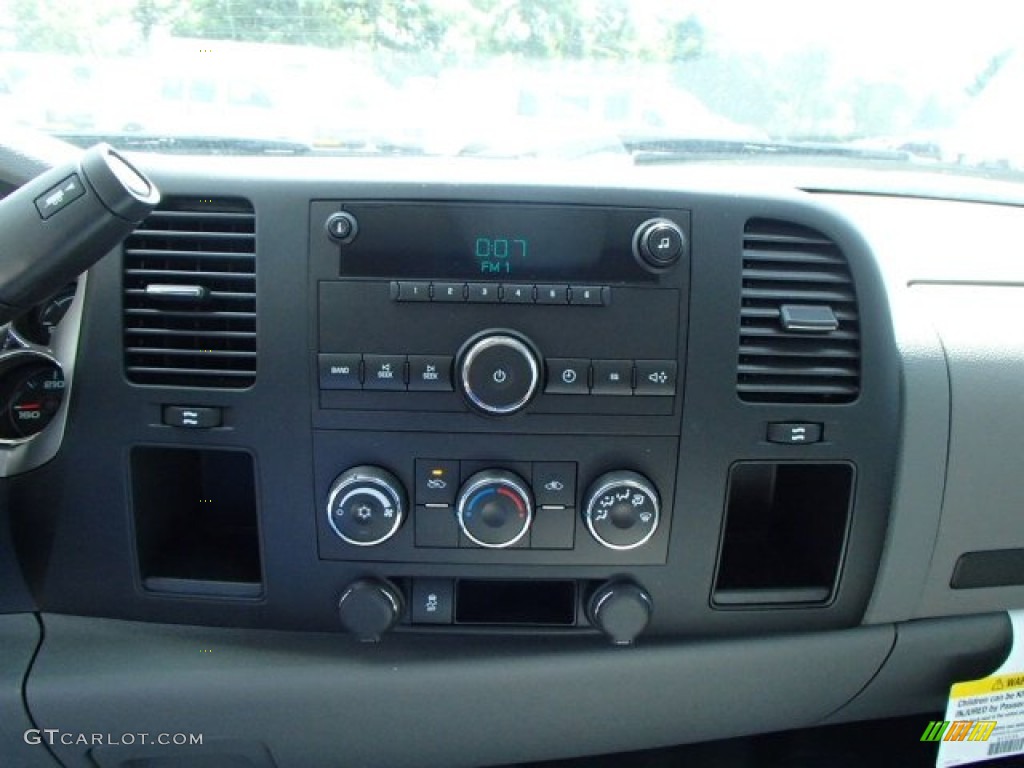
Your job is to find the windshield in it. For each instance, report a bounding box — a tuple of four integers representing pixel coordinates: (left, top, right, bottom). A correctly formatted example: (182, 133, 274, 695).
(3, 0, 1024, 180)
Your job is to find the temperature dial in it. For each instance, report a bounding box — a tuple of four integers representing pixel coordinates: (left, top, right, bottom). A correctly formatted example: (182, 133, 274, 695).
(0, 353, 66, 441)
(583, 470, 660, 550)
(326, 466, 406, 547)
(456, 469, 533, 548)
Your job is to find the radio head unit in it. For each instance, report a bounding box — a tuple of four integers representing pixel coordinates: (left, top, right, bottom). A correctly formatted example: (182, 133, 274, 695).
(333, 202, 683, 281)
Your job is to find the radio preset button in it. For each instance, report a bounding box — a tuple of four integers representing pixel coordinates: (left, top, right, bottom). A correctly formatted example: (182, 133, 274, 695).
(393, 281, 431, 302)
(570, 285, 607, 306)
(592, 360, 633, 396)
(408, 355, 453, 392)
(459, 334, 540, 415)
(363, 354, 407, 390)
(433, 282, 466, 302)
(501, 284, 534, 303)
(536, 284, 570, 304)
(545, 358, 590, 395)
(634, 360, 677, 396)
(467, 283, 500, 303)
(319, 353, 362, 390)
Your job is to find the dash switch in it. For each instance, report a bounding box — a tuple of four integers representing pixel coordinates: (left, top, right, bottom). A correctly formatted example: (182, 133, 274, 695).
(766, 422, 822, 445)
(163, 406, 222, 429)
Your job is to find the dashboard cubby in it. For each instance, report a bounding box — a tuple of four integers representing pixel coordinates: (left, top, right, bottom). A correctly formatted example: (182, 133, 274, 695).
(713, 462, 854, 607)
(130, 446, 263, 597)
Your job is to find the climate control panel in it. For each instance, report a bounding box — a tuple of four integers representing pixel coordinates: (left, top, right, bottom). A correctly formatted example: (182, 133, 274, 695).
(315, 432, 676, 567)
(324, 462, 661, 554)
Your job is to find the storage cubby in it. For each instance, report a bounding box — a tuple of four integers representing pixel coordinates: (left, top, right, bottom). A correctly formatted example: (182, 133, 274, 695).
(713, 462, 854, 606)
(131, 447, 263, 597)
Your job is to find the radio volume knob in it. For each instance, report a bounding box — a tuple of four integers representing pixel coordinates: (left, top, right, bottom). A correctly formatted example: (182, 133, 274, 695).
(583, 471, 660, 550)
(633, 218, 685, 271)
(458, 332, 541, 416)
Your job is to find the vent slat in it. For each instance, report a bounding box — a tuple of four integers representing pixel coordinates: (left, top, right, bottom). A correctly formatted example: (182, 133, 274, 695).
(126, 348, 257, 359)
(123, 197, 256, 389)
(125, 308, 256, 319)
(128, 229, 254, 241)
(740, 326, 859, 342)
(143, 210, 255, 221)
(741, 286, 855, 303)
(738, 219, 860, 404)
(126, 367, 257, 378)
(124, 249, 256, 261)
(741, 306, 859, 322)
(742, 232, 834, 247)
(125, 269, 255, 280)
(742, 249, 845, 265)
(740, 343, 859, 359)
(742, 268, 851, 285)
(126, 328, 256, 339)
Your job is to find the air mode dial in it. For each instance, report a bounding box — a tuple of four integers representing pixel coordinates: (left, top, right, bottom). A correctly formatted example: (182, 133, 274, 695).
(583, 470, 660, 550)
(456, 469, 533, 548)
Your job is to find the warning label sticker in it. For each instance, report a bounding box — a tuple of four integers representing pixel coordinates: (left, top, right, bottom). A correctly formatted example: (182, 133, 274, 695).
(938, 612, 1024, 767)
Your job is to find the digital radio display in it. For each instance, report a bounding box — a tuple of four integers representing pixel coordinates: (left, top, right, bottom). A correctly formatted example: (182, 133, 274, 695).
(337, 202, 668, 281)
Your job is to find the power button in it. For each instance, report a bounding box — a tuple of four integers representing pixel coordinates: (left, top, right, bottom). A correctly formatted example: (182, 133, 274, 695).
(459, 334, 541, 416)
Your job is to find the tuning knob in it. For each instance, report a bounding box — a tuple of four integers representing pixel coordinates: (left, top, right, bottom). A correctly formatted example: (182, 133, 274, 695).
(326, 466, 406, 546)
(338, 578, 404, 642)
(583, 470, 660, 550)
(588, 580, 652, 645)
(456, 469, 533, 548)
(633, 217, 685, 271)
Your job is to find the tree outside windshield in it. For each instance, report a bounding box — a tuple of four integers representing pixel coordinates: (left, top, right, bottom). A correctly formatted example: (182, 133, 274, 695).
(2, 0, 1023, 172)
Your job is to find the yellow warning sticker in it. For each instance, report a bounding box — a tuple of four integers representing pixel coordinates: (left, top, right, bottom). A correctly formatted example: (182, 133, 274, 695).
(938, 612, 1024, 767)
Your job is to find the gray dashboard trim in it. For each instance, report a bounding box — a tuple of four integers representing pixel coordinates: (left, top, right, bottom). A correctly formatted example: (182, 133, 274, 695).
(27, 614, 895, 768)
(0, 614, 57, 767)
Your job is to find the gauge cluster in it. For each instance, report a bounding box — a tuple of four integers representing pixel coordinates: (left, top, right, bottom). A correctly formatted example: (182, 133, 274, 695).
(0, 279, 83, 474)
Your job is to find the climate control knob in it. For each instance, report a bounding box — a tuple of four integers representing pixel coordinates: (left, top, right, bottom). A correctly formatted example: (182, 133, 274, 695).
(456, 469, 533, 548)
(326, 465, 406, 546)
(458, 332, 541, 416)
(583, 470, 660, 550)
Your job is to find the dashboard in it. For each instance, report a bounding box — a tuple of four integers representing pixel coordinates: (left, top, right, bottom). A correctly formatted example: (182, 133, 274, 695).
(1, 148, 1021, 767)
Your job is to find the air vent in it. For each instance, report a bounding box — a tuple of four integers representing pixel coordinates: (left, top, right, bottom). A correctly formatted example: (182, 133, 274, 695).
(738, 219, 859, 403)
(123, 197, 256, 388)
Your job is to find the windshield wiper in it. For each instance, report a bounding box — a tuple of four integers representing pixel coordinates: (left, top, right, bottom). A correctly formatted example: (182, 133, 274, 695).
(623, 137, 911, 165)
(53, 132, 314, 156)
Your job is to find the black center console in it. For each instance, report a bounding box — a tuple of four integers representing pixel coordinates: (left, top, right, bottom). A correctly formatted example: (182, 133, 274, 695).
(310, 200, 690, 578)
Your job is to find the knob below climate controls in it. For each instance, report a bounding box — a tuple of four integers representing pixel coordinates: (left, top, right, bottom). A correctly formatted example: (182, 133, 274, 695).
(326, 465, 406, 546)
(588, 580, 653, 645)
(633, 217, 685, 271)
(456, 469, 533, 548)
(459, 333, 541, 416)
(583, 470, 660, 550)
(338, 578, 404, 642)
